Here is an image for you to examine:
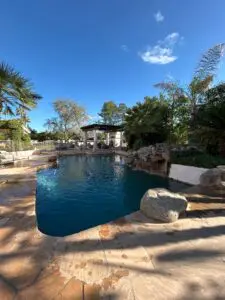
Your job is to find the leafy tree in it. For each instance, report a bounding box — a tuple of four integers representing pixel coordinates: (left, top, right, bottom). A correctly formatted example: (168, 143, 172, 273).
(0, 119, 32, 150)
(98, 101, 118, 124)
(99, 101, 127, 124)
(154, 43, 225, 143)
(194, 83, 225, 156)
(45, 99, 88, 142)
(154, 85, 190, 144)
(124, 97, 169, 149)
(30, 128, 39, 140)
(116, 103, 128, 124)
(0, 62, 41, 117)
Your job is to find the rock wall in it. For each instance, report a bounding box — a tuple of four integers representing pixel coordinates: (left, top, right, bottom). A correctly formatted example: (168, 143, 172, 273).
(125, 144, 170, 176)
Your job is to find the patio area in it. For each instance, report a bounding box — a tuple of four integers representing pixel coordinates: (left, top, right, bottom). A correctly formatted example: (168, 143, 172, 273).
(0, 156, 225, 299)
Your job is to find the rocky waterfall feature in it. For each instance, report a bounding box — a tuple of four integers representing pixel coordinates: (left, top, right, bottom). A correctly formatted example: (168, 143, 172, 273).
(125, 143, 170, 176)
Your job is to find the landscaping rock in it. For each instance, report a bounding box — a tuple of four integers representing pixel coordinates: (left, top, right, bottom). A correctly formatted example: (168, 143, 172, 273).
(48, 156, 57, 163)
(125, 144, 170, 175)
(0, 278, 16, 300)
(217, 165, 225, 181)
(140, 188, 188, 223)
(124, 152, 136, 165)
(200, 168, 223, 187)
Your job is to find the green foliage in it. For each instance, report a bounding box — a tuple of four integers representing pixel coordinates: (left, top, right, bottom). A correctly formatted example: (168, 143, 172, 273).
(195, 43, 225, 79)
(0, 119, 32, 150)
(97, 132, 106, 141)
(171, 151, 225, 168)
(194, 83, 225, 156)
(16, 107, 30, 125)
(153, 43, 225, 151)
(0, 62, 42, 117)
(21, 134, 32, 150)
(99, 101, 128, 125)
(45, 99, 88, 142)
(30, 128, 63, 141)
(124, 97, 169, 149)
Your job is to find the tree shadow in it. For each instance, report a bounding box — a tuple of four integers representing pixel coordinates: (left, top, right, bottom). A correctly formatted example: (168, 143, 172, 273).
(178, 279, 225, 300)
(155, 249, 223, 263)
(1, 177, 225, 299)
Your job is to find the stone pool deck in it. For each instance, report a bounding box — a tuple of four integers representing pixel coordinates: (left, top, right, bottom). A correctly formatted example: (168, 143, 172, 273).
(0, 156, 225, 299)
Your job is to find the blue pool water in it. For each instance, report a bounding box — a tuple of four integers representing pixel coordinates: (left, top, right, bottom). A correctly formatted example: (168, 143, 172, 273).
(36, 155, 189, 236)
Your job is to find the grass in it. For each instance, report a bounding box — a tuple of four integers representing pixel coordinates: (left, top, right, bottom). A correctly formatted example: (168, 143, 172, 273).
(171, 151, 225, 168)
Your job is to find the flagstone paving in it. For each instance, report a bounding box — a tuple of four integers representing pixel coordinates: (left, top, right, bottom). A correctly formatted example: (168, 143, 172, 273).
(0, 157, 225, 299)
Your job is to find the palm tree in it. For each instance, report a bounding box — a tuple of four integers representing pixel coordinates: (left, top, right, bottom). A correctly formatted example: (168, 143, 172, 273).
(154, 43, 225, 147)
(154, 43, 225, 124)
(16, 107, 30, 125)
(0, 62, 42, 117)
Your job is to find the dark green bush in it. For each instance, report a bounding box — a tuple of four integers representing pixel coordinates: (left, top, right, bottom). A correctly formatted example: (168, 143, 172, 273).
(171, 151, 225, 168)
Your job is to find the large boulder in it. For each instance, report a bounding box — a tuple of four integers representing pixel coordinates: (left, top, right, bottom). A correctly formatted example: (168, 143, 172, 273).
(217, 165, 225, 181)
(0, 278, 16, 300)
(200, 168, 223, 187)
(124, 151, 137, 165)
(140, 188, 188, 223)
(136, 144, 170, 162)
(125, 144, 170, 175)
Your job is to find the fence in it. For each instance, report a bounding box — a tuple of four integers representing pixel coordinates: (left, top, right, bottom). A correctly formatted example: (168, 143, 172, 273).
(0, 140, 34, 152)
(0, 140, 80, 152)
(32, 141, 82, 152)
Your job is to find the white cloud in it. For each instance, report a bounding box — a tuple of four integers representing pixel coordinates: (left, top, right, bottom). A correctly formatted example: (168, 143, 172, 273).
(121, 45, 129, 52)
(140, 46, 177, 64)
(87, 115, 100, 122)
(139, 32, 182, 65)
(164, 32, 179, 45)
(154, 11, 164, 22)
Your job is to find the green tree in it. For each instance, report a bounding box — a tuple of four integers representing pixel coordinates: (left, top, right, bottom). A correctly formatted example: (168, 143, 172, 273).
(0, 62, 41, 117)
(30, 130, 62, 141)
(154, 43, 225, 142)
(116, 103, 128, 124)
(124, 97, 169, 149)
(98, 101, 118, 124)
(45, 99, 88, 142)
(30, 128, 38, 140)
(154, 83, 190, 144)
(0, 119, 32, 150)
(194, 83, 225, 156)
(99, 101, 127, 124)
(16, 107, 30, 125)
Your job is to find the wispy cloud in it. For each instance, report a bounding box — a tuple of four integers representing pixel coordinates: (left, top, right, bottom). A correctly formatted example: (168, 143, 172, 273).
(121, 45, 129, 52)
(139, 32, 182, 65)
(87, 115, 100, 123)
(165, 72, 175, 81)
(154, 11, 164, 22)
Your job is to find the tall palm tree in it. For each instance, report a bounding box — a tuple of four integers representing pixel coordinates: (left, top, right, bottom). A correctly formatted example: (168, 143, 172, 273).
(154, 43, 225, 118)
(0, 62, 42, 117)
(16, 107, 30, 125)
(154, 43, 225, 123)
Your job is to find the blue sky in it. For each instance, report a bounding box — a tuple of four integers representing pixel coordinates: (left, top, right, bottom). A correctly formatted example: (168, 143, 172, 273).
(0, 0, 225, 131)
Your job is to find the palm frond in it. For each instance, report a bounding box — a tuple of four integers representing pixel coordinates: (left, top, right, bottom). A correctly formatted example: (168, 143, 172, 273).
(195, 43, 225, 78)
(0, 61, 42, 117)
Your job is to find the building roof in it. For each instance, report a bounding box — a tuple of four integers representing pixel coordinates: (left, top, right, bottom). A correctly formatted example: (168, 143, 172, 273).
(81, 123, 123, 132)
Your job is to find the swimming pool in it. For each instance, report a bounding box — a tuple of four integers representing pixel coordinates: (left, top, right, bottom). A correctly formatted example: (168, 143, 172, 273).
(36, 155, 189, 236)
